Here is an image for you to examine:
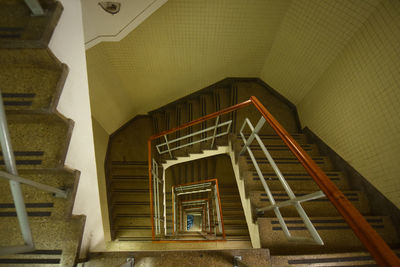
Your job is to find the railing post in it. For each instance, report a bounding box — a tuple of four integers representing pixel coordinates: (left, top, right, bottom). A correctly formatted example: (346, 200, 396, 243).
(163, 135, 173, 159)
(24, 0, 45, 16)
(0, 93, 34, 255)
(152, 159, 158, 235)
(210, 115, 220, 149)
(239, 117, 266, 155)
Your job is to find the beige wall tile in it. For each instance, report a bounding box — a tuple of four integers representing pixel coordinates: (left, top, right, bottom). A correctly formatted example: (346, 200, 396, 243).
(298, 0, 400, 208)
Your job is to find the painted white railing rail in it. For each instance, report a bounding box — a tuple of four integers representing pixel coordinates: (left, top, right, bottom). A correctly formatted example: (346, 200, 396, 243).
(156, 116, 231, 158)
(152, 159, 162, 235)
(0, 92, 67, 256)
(239, 116, 325, 245)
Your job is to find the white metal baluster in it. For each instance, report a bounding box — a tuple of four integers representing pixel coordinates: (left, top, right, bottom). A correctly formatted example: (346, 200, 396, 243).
(240, 116, 324, 245)
(0, 93, 34, 255)
(210, 116, 220, 148)
(207, 200, 211, 232)
(24, 0, 44, 16)
(239, 117, 266, 155)
(214, 185, 222, 233)
(152, 159, 158, 235)
(164, 135, 173, 159)
(156, 161, 160, 235)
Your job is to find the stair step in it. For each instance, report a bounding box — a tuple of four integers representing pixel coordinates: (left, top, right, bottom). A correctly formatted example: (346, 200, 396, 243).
(271, 251, 400, 266)
(244, 171, 349, 191)
(0, 169, 79, 219)
(245, 156, 333, 172)
(0, 1, 63, 48)
(110, 179, 149, 191)
(238, 133, 307, 145)
(224, 224, 249, 236)
(250, 191, 370, 217)
(242, 143, 320, 157)
(1, 65, 66, 112)
(111, 193, 150, 204)
(113, 216, 152, 227)
(115, 227, 153, 238)
(0, 113, 71, 169)
(258, 216, 399, 254)
(0, 216, 84, 266)
(112, 205, 151, 218)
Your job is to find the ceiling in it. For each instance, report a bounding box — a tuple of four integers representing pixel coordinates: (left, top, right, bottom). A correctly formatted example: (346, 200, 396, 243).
(85, 0, 381, 134)
(82, 0, 167, 49)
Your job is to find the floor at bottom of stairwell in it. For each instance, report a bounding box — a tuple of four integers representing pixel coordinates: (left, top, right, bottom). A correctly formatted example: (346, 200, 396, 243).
(81, 249, 270, 267)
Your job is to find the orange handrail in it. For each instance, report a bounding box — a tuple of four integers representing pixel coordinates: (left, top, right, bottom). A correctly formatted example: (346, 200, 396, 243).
(148, 96, 400, 266)
(149, 100, 252, 140)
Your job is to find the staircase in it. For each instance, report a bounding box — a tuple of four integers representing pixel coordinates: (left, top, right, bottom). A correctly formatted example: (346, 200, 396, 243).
(0, 1, 84, 266)
(106, 79, 400, 265)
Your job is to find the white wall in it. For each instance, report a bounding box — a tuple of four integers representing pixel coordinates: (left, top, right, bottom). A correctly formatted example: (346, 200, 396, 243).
(82, 0, 167, 49)
(49, 0, 105, 257)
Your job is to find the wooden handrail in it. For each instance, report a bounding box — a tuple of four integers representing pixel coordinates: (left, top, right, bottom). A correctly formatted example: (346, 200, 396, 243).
(148, 96, 400, 265)
(249, 96, 400, 266)
(149, 99, 252, 140)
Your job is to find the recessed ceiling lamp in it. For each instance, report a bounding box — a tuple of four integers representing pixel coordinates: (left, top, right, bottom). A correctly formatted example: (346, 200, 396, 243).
(99, 1, 121, 15)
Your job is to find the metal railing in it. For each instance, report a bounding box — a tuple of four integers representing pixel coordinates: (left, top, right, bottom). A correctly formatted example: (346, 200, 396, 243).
(24, 0, 45, 16)
(147, 96, 400, 266)
(240, 116, 325, 244)
(0, 93, 67, 255)
(171, 179, 225, 239)
(152, 159, 162, 235)
(156, 116, 231, 158)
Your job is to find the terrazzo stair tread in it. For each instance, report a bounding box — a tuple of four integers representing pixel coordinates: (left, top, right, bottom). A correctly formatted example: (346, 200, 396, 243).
(220, 199, 243, 207)
(110, 180, 149, 191)
(241, 143, 320, 157)
(258, 216, 399, 255)
(238, 133, 307, 145)
(244, 155, 333, 172)
(243, 170, 349, 191)
(111, 192, 150, 204)
(224, 224, 250, 236)
(0, 168, 78, 217)
(0, 113, 72, 170)
(250, 190, 370, 217)
(84, 249, 271, 266)
(112, 206, 151, 218)
(0, 1, 63, 48)
(235, 81, 299, 134)
(223, 216, 248, 224)
(0, 215, 85, 266)
(221, 207, 246, 216)
(113, 217, 152, 228)
(109, 166, 148, 176)
(1, 64, 67, 112)
(0, 250, 62, 267)
(0, 47, 64, 69)
(225, 235, 251, 241)
(223, 218, 247, 226)
(270, 250, 400, 266)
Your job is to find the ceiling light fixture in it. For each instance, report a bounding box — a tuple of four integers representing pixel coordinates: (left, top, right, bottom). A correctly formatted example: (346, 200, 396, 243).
(99, 1, 121, 15)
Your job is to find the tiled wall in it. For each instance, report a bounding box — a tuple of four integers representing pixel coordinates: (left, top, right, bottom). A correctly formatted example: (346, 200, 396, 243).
(87, 0, 292, 133)
(259, 0, 380, 104)
(298, 0, 400, 208)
